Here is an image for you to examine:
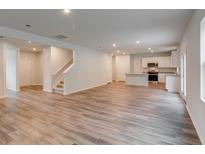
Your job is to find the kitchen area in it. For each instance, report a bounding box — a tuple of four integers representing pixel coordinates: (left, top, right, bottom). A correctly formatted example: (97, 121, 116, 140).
(112, 50, 180, 93)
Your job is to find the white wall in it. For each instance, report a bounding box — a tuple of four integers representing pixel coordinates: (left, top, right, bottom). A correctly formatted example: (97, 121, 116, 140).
(43, 47, 52, 92)
(64, 47, 112, 95)
(114, 55, 130, 81)
(0, 26, 112, 96)
(0, 41, 5, 98)
(132, 55, 142, 73)
(180, 10, 205, 144)
(112, 56, 116, 80)
(19, 50, 43, 86)
(42, 46, 73, 91)
(51, 47, 73, 75)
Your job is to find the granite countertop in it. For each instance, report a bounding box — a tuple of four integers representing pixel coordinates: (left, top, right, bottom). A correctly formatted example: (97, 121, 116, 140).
(126, 73, 148, 76)
(165, 73, 180, 77)
(158, 72, 177, 74)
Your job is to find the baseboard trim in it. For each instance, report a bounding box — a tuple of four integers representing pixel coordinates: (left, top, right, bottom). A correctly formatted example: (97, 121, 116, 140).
(6, 88, 19, 91)
(63, 82, 109, 95)
(180, 92, 187, 102)
(186, 104, 205, 144)
(43, 89, 52, 93)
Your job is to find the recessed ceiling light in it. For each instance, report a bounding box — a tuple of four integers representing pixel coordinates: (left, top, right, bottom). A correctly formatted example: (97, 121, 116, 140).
(148, 48, 151, 50)
(64, 9, 71, 14)
(33, 48, 36, 51)
(25, 24, 31, 28)
(28, 41, 32, 44)
(136, 41, 140, 44)
(123, 52, 126, 55)
(113, 43, 116, 47)
(117, 50, 120, 53)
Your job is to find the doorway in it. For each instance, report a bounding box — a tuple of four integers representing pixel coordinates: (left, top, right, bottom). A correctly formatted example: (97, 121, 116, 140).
(4, 45, 19, 91)
(19, 50, 43, 88)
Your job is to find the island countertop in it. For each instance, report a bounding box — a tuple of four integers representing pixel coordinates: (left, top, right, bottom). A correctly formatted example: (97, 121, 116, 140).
(126, 73, 148, 76)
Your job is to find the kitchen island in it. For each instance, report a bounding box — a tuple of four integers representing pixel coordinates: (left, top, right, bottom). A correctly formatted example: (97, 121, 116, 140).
(125, 73, 148, 86)
(165, 74, 180, 92)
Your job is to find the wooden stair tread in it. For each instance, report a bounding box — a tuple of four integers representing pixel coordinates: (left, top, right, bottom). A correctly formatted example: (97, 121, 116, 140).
(53, 80, 64, 94)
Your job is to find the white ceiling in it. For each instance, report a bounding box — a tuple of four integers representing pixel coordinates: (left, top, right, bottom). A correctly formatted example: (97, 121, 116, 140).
(2, 37, 46, 52)
(0, 9, 193, 54)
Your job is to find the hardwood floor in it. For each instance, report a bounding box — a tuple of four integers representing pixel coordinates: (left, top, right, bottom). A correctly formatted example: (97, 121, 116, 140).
(148, 82, 165, 90)
(0, 82, 201, 144)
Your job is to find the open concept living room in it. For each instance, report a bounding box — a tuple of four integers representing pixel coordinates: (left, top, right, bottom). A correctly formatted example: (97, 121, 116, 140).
(0, 5, 205, 150)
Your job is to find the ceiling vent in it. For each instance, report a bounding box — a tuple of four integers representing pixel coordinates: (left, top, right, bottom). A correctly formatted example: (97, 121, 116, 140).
(54, 34, 68, 40)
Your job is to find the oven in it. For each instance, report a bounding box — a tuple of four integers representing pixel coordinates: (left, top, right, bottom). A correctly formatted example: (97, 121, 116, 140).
(148, 72, 158, 82)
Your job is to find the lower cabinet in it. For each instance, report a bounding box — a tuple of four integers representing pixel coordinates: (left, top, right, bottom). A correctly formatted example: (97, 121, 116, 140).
(165, 75, 180, 92)
(158, 73, 165, 83)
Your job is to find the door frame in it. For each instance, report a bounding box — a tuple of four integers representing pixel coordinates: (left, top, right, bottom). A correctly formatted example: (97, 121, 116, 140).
(180, 52, 187, 100)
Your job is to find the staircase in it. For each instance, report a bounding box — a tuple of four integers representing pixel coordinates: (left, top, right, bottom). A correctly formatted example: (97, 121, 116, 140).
(53, 80, 64, 94)
(52, 58, 73, 95)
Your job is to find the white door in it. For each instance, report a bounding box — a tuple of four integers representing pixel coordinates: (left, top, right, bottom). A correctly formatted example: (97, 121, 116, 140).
(5, 47, 19, 91)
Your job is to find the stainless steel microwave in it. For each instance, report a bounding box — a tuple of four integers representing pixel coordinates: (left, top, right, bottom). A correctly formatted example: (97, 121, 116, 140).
(147, 63, 158, 68)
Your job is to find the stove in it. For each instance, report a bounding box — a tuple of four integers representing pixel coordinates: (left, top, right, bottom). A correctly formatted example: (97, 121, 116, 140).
(147, 69, 159, 82)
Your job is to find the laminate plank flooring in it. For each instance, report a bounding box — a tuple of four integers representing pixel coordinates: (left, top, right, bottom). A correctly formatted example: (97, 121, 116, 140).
(0, 83, 201, 144)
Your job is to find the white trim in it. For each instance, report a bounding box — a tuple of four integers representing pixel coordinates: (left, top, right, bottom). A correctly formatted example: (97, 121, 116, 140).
(200, 17, 205, 104)
(6, 88, 20, 92)
(63, 82, 109, 95)
(201, 97, 205, 104)
(186, 104, 205, 144)
(180, 92, 187, 102)
(43, 89, 52, 93)
(0, 96, 7, 99)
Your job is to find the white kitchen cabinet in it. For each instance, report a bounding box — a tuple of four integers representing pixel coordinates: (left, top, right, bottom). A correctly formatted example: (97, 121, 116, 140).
(165, 75, 180, 92)
(170, 51, 179, 68)
(142, 56, 171, 68)
(158, 56, 171, 68)
(142, 57, 148, 68)
(158, 73, 166, 83)
(142, 57, 158, 68)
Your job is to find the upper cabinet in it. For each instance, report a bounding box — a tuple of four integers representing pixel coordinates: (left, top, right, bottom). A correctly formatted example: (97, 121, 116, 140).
(142, 56, 174, 68)
(158, 56, 171, 68)
(170, 51, 180, 68)
(142, 51, 180, 68)
(142, 57, 158, 68)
